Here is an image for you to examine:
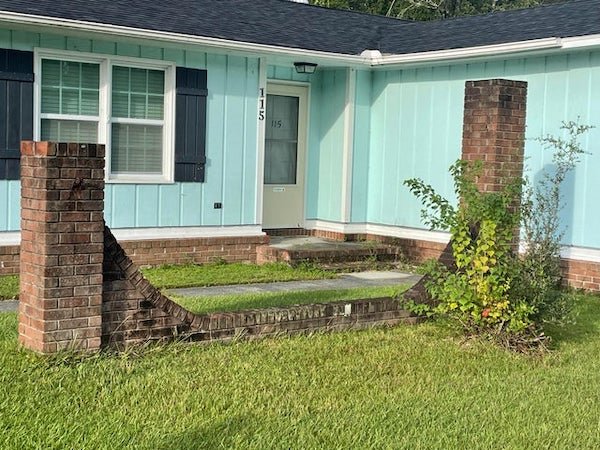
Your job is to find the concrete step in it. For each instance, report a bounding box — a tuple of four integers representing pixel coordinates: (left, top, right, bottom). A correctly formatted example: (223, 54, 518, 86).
(257, 236, 405, 269)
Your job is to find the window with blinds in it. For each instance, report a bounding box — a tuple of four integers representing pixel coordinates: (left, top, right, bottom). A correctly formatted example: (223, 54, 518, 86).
(40, 59, 100, 143)
(33, 51, 206, 183)
(110, 66, 165, 174)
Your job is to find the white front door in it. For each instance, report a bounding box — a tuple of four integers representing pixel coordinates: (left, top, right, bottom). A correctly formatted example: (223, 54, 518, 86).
(262, 83, 308, 229)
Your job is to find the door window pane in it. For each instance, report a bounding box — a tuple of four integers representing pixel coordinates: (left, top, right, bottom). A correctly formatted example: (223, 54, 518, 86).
(264, 94, 299, 185)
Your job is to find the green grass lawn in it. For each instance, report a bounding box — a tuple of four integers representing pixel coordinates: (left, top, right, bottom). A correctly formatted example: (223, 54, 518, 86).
(0, 275, 18, 300)
(1, 295, 600, 449)
(172, 285, 409, 315)
(142, 262, 336, 289)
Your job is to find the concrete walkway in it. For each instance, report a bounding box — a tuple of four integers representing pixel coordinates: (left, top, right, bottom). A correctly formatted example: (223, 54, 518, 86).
(0, 271, 422, 313)
(0, 300, 18, 313)
(168, 271, 422, 298)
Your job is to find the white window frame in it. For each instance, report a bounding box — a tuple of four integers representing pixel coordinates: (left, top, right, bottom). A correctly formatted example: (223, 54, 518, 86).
(34, 48, 176, 184)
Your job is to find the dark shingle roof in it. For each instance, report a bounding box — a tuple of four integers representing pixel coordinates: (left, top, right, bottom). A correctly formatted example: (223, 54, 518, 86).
(381, 0, 600, 54)
(0, 0, 598, 56)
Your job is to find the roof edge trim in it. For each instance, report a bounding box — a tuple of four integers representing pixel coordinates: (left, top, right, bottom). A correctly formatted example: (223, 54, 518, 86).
(372, 38, 562, 67)
(0, 11, 365, 64)
(561, 34, 600, 49)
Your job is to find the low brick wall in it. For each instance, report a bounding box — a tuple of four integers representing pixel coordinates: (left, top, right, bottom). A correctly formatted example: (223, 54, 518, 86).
(185, 298, 419, 342)
(0, 245, 19, 275)
(561, 259, 600, 291)
(265, 228, 349, 241)
(364, 234, 452, 266)
(103, 226, 419, 348)
(1, 235, 268, 276)
(120, 235, 269, 267)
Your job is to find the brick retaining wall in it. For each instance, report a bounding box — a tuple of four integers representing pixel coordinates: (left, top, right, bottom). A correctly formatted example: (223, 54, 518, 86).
(120, 235, 268, 267)
(0, 245, 19, 276)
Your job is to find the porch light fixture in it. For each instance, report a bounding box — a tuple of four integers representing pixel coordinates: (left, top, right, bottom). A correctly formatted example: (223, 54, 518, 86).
(294, 62, 318, 74)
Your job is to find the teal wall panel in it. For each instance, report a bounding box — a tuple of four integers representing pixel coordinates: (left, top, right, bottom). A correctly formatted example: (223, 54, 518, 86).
(0, 181, 20, 231)
(0, 28, 260, 231)
(243, 58, 260, 223)
(180, 183, 203, 226)
(268, 65, 311, 83)
(368, 50, 600, 249)
(351, 69, 371, 223)
(306, 68, 347, 222)
(222, 56, 246, 225)
(368, 67, 463, 227)
(136, 185, 160, 227)
(159, 184, 181, 227)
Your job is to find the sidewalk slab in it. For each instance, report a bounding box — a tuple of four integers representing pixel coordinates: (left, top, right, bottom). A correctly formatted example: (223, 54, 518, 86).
(0, 300, 18, 313)
(168, 271, 422, 298)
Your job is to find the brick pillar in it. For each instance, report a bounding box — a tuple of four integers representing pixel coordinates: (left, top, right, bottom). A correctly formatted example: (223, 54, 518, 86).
(462, 79, 527, 192)
(19, 142, 105, 353)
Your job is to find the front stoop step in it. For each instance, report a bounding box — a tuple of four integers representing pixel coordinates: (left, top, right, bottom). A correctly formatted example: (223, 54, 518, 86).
(257, 237, 404, 270)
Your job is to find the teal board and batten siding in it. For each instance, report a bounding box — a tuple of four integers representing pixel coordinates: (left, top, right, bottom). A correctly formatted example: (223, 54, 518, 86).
(0, 29, 260, 230)
(351, 70, 372, 223)
(306, 68, 347, 222)
(267, 65, 311, 83)
(367, 50, 600, 249)
(0, 181, 19, 231)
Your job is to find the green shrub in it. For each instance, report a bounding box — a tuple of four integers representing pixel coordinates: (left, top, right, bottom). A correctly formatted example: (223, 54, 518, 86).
(404, 120, 591, 347)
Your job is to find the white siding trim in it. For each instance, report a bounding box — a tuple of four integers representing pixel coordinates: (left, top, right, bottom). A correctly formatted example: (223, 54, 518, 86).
(113, 225, 265, 240)
(303, 220, 451, 243)
(366, 223, 451, 244)
(0, 226, 265, 245)
(304, 220, 365, 234)
(0, 232, 20, 246)
(341, 68, 356, 223)
(255, 57, 267, 225)
(561, 246, 600, 263)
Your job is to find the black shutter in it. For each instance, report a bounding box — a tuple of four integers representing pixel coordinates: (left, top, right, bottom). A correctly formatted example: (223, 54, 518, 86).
(0, 49, 33, 180)
(175, 67, 207, 182)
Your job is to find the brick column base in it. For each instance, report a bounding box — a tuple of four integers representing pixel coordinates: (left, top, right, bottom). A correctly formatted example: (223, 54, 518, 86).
(19, 142, 105, 353)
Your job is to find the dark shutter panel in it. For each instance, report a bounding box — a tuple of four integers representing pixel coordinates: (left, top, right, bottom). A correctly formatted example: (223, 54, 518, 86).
(175, 67, 207, 182)
(0, 49, 34, 180)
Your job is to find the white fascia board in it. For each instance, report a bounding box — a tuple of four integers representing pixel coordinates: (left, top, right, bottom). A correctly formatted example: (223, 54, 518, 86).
(372, 37, 562, 67)
(560, 34, 600, 50)
(0, 11, 364, 66)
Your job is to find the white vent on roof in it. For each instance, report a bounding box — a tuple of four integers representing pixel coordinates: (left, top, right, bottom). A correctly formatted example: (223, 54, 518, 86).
(288, 0, 309, 3)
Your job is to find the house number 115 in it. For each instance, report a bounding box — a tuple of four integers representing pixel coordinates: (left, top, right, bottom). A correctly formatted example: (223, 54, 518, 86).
(258, 87, 265, 121)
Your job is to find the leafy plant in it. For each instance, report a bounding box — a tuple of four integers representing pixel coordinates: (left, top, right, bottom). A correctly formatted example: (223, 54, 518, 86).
(513, 120, 592, 327)
(403, 120, 591, 348)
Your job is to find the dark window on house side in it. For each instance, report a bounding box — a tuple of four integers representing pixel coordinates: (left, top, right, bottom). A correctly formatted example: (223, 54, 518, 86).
(0, 49, 34, 180)
(175, 67, 207, 182)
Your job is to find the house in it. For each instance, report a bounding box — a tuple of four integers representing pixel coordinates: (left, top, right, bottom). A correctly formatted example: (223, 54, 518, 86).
(0, 0, 599, 289)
